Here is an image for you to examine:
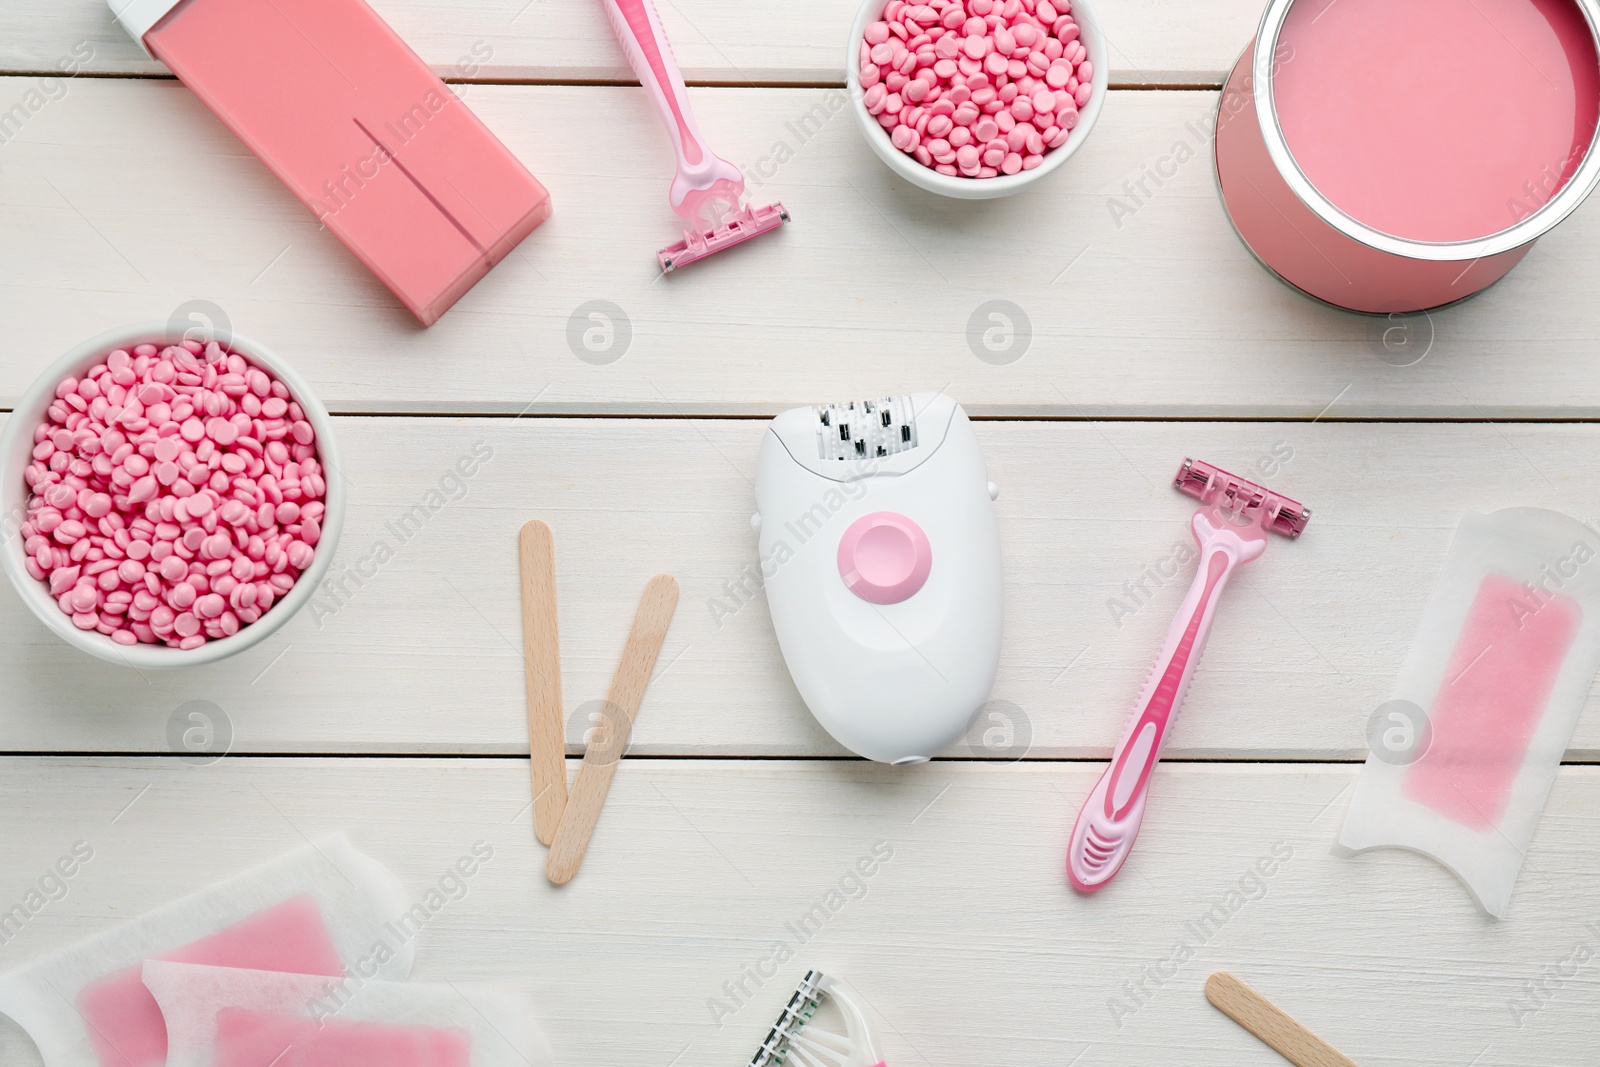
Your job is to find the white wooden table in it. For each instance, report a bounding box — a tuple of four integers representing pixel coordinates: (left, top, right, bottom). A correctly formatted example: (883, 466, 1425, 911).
(2, 2, 1599, 1064)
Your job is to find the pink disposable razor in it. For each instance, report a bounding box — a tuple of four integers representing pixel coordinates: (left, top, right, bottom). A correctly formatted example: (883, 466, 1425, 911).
(598, 0, 789, 271)
(1067, 459, 1311, 892)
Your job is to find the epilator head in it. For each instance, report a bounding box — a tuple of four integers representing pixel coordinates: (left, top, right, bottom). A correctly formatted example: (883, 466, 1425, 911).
(754, 394, 1004, 764)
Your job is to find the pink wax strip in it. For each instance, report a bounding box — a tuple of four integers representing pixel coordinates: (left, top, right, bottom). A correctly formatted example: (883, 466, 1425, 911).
(116, 0, 550, 325)
(1403, 573, 1581, 829)
(77, 895, 344, 1067)
(213, 1009, 472, 1067)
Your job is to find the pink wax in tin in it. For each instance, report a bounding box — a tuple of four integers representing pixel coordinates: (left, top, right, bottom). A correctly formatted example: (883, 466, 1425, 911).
(1273, 0, 1600, 242)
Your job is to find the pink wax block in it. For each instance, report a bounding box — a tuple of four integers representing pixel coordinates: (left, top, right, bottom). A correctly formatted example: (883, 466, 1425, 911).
(1403, 573, 1581, 829)
(213, 1009, 472, 1067)
(114, 0, 551, 325)
(76, 895, 344, 1067)
(1274, 0, 1600, 243)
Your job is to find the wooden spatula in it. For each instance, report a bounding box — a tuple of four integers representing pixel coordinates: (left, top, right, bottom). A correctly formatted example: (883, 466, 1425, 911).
(546, 573, 679, 884)
(1206, 972, 1359, 1067)
(518, 520, 567, 846)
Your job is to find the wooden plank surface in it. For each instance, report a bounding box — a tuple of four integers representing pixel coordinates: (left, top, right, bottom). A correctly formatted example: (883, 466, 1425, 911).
(1, 414, 1598, 760)
(0, 758, 1596, 1067)
(5, 80, 1600, 418)
(5, 2, 1600, 1065)
(0, 0, 1263, 85)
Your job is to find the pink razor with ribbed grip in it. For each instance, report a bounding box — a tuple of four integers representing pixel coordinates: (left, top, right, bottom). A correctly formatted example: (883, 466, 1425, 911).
(1068, 460, 1310, 892)
(599, 0, 789, 271)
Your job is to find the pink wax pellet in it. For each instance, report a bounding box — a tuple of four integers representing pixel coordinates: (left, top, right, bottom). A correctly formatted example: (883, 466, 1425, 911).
(20, 342, 324, 651)
(861, 2, 1091, 179)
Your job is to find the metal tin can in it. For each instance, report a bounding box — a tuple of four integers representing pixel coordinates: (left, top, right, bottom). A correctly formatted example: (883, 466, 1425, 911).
(1216, 0, 1600, 312)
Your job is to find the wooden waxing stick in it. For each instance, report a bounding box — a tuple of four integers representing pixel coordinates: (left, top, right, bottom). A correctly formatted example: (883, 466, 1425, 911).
(518, 520, 567, 846)
(546, 574, 679, 884)
(1205, 973, 1360, 1067)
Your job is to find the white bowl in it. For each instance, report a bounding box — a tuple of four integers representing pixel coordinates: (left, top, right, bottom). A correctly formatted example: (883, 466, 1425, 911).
(0, 322, 344, 669)
(846, 0, 1109, 199)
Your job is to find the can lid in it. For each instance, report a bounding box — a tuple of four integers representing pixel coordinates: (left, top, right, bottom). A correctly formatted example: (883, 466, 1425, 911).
(107, 0, 184, 58)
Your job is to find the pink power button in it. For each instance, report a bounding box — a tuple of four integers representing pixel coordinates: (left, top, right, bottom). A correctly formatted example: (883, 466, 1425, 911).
(837, 512, 933, 604)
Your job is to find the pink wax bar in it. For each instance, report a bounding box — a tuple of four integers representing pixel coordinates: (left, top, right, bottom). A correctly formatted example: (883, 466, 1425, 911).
(112, 0, 551, 325)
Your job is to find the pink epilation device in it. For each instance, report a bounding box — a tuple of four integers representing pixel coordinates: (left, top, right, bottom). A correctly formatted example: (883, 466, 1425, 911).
(109, 0, 552, 326)
(598, 0, 790, 272)
(1067, 460, 1311, 892)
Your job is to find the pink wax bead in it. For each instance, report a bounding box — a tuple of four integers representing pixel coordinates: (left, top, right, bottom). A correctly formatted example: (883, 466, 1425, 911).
(22, 341, 324, 651)
(861, 0, 1090, 178)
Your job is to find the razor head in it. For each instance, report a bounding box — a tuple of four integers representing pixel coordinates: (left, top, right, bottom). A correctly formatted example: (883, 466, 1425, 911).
(659, 202, 789, 273)
(746, 969, 883, 1067)
(747, 969, 825, 1067)
(1175, 458, 1310, 539)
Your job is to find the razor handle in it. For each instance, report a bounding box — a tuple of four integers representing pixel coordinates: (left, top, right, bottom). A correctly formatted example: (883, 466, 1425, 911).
(600, 0, 742, 216)
(1067, 510, 1267, 891)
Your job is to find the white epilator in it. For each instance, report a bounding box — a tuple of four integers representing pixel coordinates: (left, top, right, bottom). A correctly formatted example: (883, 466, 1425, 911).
(754, 394, 1003, 764)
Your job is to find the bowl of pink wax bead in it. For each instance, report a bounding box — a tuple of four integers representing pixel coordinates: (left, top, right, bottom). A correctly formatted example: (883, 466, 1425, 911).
(0, 323, 344, 668)
(848, 0, 1108, 199)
